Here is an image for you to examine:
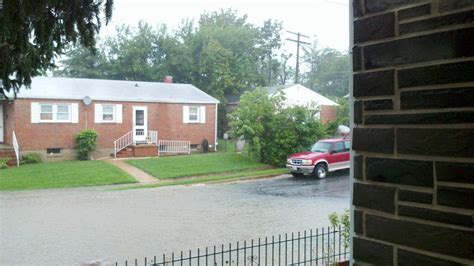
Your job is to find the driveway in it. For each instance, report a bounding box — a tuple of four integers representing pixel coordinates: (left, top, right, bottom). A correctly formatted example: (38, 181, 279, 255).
(0, 170, 350, 265)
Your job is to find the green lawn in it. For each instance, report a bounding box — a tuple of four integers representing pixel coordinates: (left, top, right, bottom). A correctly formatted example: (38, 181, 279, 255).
(119, 168, 288, 190)
(0, 161, 137, 191)
(126, 153, 266, 179)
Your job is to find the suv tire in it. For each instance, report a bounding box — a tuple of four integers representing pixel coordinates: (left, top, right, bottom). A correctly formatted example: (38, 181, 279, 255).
(314, 164, 328, 179)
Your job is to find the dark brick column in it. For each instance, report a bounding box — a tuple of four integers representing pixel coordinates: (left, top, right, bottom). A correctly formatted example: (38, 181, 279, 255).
(351, 1, 474, 265)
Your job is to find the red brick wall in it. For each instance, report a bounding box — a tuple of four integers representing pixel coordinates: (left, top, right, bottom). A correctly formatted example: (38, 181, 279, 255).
(320, 105, 337, 124)
(9, 99, 217, 152)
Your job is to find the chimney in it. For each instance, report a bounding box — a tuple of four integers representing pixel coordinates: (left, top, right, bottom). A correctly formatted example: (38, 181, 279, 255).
(163, 76, 173, 83)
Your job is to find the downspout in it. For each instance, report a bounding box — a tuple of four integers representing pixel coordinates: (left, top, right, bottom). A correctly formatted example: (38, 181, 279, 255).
(215, 103, 218, 152)
(349, 1, 355, 265)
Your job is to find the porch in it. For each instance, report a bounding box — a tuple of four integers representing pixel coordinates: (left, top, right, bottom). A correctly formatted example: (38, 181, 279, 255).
(113, 130, 191, 158)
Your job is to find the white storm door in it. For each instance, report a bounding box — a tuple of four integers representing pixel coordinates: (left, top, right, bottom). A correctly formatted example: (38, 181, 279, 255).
(0, 104, 3, 142)
(133, 106, 147, 144)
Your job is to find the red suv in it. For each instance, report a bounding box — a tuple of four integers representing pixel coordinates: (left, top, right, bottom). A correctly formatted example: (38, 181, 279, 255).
(286, 138, 350, 178)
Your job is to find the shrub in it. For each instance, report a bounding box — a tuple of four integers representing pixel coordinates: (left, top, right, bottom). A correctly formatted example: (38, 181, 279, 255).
(20, 153, 42, 165)
(228, 88, 327, 166)
(75, 129, 98, 160)
(0, 158, 10, 169)
(201, 138, 209, 153)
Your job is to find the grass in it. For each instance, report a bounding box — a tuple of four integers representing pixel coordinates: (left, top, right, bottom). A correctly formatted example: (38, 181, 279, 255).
(216, 138, 249, 153)
(118, 168, 288, 190)
(0, 160, 137, 191)
(126, 153, 266, 179)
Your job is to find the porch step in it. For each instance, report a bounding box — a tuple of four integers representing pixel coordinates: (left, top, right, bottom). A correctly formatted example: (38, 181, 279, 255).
(116, 144, 158, 158)
(0, 147, 17, 166)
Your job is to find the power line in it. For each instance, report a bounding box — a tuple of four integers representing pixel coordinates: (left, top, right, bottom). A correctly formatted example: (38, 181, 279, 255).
(286, 31, 310, 84)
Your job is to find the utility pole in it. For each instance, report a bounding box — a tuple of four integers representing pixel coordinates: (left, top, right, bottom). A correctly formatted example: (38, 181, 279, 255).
(286, 31, 310, 84)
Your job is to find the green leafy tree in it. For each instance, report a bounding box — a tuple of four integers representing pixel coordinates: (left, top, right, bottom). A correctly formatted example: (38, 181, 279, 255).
(228, 88, 326, 165)
(0, 0, 113, 97)
(302, 41, 350, 97)
(325, 97, 349, 135)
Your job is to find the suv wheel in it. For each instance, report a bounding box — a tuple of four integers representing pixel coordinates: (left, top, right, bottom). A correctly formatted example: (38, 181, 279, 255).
(314, 164, 328, 179)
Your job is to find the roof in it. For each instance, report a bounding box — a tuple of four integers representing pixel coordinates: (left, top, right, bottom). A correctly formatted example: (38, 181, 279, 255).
(267, 84, 293, 95)
(8, 77, 219, 104)
(268, 84, 339, 106)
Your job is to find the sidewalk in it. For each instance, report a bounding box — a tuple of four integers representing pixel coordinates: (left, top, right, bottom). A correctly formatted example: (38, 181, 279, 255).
(105, 159, 157, 184)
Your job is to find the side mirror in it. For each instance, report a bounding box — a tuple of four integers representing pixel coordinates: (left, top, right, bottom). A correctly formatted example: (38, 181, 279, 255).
(330, 150, 335, 154)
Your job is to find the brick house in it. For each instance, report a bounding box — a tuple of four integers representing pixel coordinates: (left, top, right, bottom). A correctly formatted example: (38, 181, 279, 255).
(225, 84, 339, 128)
(268, 84, 339, 124)
(1, 76, 219, 163)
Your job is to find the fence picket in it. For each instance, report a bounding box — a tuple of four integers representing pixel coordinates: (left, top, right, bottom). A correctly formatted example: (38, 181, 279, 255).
(117, 226, 348, 265)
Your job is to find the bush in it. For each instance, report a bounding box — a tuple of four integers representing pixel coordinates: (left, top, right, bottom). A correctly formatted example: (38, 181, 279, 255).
(201, 138, 209, 153)
(75, 129, 98, 160)
(0, 158, 10, 169)
(228, 88, 327, 166)
(20, 153, 42, 165)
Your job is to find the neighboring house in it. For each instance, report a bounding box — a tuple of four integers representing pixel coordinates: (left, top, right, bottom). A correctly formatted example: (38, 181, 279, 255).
(1, 77, 219, 162)
(269, 84, 339, 124)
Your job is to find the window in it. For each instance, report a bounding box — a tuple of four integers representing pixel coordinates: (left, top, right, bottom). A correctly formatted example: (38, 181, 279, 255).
(56, 105, 70, 121)
(46, 148, 62, 155)
(183, 106, 205, 124)
(332, 142, 345, 153)
(39, 104, 70, 122)
(102, 105, 115, 122)
(310, 142, 332, 152)
(343, 141, 351, 152)
(40, 104, 53, 121)
(189, 106, 199, 122)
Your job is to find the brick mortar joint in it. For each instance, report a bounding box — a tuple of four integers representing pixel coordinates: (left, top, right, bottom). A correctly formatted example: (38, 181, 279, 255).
(353, 23, 474, 47)
(354, 235, 474, 264)
(355, 206, 474, 232)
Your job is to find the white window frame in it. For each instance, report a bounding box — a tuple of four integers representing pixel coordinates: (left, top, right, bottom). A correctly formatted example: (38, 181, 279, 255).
(101, 104, 116, 123)
(39, 103, 71, 123)
(188, 106, 200, 123)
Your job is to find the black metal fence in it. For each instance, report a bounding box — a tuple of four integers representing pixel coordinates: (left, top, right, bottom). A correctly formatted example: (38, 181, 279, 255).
(115, 225, 349, 266)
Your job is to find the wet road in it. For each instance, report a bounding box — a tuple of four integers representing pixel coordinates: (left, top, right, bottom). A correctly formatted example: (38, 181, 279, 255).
(0, 170, 349, 265)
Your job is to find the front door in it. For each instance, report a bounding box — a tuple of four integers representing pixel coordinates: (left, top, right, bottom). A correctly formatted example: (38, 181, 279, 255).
(0, 104, 3, 143)
(133, 106, 147, 144)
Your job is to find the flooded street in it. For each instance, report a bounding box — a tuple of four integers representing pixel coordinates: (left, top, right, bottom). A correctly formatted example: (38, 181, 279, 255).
(0, 171, 350, 265)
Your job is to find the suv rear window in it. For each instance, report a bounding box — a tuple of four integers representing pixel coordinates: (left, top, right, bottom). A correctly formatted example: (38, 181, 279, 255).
(332, 142, 345, 153)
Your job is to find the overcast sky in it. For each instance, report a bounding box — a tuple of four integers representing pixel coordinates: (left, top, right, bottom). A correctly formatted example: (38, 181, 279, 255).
(101, 0, 350, 52)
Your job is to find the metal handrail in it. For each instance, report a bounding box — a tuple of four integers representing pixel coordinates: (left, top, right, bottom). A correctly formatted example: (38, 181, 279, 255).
(113, 130, 133, 158)
(12, 131, 19, 167)
(114, 130, 159, 157)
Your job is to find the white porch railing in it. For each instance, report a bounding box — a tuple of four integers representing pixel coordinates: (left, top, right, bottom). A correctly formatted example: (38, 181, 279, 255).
(114, 130, 133, 158)
(113, 130, 158, 157)
(158, 140, 191, 155)
(12, 131, 19, 167)
(148, 130, 158, 144)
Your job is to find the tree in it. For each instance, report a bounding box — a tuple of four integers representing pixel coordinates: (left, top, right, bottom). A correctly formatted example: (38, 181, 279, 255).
(228, 88, 326, 165)
(0, 0, 113, 97)
(302, 41, 350, 97)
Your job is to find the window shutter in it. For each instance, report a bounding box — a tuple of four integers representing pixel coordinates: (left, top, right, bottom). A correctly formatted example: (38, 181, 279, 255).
(94, 104, 102, 123)
(200, 106, 206, 123)
(71, 103, 79, 123)
(183, 106, 189, 123)
(31, 102, 39, 123)
(115, 104, 123, 123)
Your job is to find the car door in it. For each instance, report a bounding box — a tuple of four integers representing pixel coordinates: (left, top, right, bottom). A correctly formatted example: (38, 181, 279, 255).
(327, 141, 348, 171)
